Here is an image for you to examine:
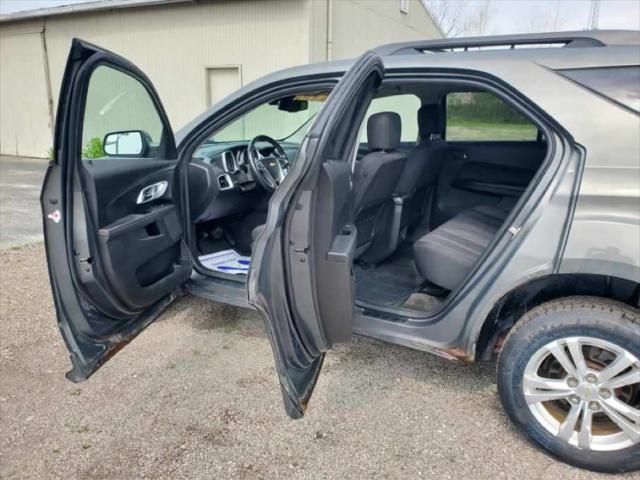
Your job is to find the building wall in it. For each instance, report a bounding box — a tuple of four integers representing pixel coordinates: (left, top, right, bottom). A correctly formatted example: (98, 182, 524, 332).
(0, 0, 441, 158)
(326, 0, 441, 60)
(0, 22, 53, 158)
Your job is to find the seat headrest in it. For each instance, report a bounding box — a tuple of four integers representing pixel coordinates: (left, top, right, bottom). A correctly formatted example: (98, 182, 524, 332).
(367, 112, 401, 152)
(418, 104, 445, 141)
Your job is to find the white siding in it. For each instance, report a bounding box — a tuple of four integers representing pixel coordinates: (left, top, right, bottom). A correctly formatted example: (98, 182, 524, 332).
(0, 22, 52, 158)
(328, 0, 441, 60)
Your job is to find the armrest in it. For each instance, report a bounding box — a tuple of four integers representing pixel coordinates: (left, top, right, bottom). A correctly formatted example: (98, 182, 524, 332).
(452, 179, 526, 197)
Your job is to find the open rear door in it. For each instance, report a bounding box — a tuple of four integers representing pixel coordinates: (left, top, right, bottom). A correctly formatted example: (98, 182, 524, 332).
(249, 52, 384, 418)
(41, 39, 191, 381)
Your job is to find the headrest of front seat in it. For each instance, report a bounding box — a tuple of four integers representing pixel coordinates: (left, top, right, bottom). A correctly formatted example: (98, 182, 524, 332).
(367, 112, 401, 152)
(418, 104, 445, 141)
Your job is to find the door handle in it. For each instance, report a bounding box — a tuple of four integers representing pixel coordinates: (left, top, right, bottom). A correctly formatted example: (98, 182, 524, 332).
(136, 181, 168, 204)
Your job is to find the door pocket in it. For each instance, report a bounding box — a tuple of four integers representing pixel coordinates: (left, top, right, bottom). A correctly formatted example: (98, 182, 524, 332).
(97, 205, 189, 310)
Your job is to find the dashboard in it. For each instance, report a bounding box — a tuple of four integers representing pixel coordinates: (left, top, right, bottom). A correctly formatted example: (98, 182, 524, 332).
(188, 141, 299, 223)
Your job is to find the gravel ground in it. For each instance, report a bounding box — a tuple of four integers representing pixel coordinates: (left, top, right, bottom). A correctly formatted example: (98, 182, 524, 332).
(1, 243, 635, 479)
(0, 156, 47, 249)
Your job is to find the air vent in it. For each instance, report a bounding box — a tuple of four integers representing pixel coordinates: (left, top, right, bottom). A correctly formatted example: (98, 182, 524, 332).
(221, 151, 238, 173)
(218, 173, 233, 191)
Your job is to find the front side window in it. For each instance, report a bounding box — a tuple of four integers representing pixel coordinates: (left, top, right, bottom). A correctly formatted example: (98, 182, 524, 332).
(446, 92, 538, 141)
(82, 65, 165, 159)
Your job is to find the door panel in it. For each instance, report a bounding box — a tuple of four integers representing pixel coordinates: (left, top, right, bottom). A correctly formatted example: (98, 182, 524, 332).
(433, 140, 546, 226)
(82, 159, 176, 226)
(288, 160, 356, 345)
(81, 159, 189, 311)
(42, 39, 190, 382)
(97, 203, 185, 309)
(248, 51, 384, 418)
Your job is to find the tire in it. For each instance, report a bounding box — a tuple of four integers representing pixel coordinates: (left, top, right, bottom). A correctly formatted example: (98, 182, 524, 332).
(497, 296, 640, 473)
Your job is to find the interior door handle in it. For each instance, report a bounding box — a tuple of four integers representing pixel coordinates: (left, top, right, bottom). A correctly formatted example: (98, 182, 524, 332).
(136, 181, 168, 204)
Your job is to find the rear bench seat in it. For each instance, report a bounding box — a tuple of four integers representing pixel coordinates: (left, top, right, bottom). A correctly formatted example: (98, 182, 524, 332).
(413, 205, 510, 291)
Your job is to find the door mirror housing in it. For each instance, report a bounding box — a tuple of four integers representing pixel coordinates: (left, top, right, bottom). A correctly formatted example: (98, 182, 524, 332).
(103, 130, 148, 157)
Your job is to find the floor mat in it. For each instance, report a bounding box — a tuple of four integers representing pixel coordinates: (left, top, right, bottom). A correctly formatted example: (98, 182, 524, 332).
(402, 292, 444, 315)
(198, 249, 250, 275)
(354, 245, 424, 306)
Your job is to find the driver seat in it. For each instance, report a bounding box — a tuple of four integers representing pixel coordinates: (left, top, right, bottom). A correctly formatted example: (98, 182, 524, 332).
(352, 112, 407, 261)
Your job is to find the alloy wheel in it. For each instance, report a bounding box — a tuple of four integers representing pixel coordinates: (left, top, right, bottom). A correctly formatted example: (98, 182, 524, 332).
(523, 336, 640, 451)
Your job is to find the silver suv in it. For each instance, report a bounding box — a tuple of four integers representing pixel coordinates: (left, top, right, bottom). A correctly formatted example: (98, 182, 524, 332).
(42, 30, 639, 472)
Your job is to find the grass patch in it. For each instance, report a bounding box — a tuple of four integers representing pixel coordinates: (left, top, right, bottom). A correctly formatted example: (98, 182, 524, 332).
(447, 120, 538, 141)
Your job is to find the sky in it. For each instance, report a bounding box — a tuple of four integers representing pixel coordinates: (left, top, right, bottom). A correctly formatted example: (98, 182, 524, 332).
(0, 0, 639, 34)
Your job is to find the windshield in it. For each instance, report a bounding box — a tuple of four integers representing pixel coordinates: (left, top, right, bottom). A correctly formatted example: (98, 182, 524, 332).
(207, 92, 329, 144)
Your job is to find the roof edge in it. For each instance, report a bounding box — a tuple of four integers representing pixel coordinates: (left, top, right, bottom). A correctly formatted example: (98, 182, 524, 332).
(0, 0, 194, 23)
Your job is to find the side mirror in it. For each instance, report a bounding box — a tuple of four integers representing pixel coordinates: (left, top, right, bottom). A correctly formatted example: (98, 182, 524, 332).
(103, 130, 147, 157)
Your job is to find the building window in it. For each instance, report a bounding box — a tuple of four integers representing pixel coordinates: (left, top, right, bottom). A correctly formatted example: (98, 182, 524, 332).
(400, 0, 409, 14)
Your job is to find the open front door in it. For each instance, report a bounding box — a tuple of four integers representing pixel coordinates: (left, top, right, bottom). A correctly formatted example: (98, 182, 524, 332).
(249, 52, 384, 418)
(42, 39, 191, 382)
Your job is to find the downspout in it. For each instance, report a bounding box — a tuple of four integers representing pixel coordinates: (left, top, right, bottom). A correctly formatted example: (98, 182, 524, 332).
(40, 20, 55, 148)
(326, 0, 333, 61)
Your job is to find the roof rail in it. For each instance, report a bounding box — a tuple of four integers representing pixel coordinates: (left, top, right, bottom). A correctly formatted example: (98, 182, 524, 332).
(375, 30, 640, 56)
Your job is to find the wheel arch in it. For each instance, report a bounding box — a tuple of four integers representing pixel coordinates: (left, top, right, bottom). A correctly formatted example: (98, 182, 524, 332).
(475, 273, 640, 361)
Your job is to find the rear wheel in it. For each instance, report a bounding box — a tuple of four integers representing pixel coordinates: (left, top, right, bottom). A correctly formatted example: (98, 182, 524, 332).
(497, 297, 640, 473)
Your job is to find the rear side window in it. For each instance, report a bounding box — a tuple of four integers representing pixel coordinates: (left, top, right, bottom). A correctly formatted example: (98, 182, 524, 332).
(446, 92, 538, 142)
(558, 66, 640, 113)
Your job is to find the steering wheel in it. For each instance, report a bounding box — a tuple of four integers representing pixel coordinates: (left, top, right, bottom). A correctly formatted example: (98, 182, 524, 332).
(246, 135, 290, 192)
